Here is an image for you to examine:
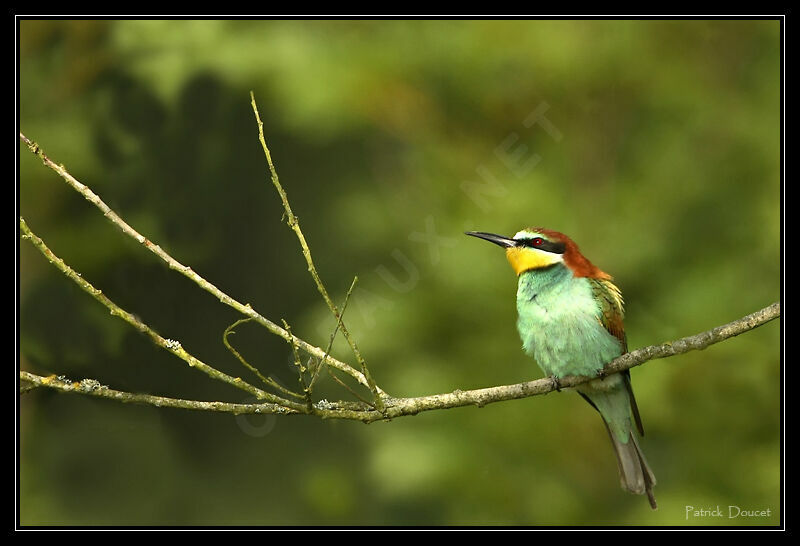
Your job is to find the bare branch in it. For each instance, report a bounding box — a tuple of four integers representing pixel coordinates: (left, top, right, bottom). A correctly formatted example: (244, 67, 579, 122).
(20, 217, 305, 411)
(250, 93, 383, 410)
(18, 132, 375, 392)
(19, 371, 302, 416)
(20, 303, 780, 422)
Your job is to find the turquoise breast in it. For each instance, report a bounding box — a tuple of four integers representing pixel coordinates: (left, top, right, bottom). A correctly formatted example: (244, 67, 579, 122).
(515, 264, 623, 378)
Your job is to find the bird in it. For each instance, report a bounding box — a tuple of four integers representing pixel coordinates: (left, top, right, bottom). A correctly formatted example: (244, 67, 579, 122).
(466, 228, 657, 509)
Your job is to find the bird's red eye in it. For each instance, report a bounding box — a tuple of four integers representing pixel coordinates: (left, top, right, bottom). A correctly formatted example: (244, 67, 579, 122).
(532, 237, 544, 246)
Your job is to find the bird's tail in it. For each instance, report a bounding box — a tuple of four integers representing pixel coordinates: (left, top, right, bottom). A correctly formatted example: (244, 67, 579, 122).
(603, 421, 658, 510)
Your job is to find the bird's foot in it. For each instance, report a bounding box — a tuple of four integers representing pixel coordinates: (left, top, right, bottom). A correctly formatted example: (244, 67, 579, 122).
(549, 375, 562, 392)
(596, 367, 608, 380)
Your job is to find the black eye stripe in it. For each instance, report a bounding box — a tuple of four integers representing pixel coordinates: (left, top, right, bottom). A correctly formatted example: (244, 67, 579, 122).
(517, 238, 566, 254)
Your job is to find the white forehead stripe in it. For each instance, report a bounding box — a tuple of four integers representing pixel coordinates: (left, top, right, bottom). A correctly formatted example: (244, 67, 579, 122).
(513, 230, 541, 240)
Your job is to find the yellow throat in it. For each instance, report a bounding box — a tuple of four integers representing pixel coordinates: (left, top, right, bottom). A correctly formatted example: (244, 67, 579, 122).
(505, 246, 563, 276)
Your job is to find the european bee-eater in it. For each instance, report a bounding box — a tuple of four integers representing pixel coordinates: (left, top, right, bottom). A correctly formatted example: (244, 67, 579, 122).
(466, 228, 657, 509)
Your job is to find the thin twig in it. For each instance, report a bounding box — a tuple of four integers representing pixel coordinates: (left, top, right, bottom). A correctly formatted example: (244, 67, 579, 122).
(223, 318, 305, 400)
(18, 131, 377, 393)
(249, 93, 384, 411)
(309, 276, 359, 392)
(21, 303, 780, 423)
(281, 320, 313, 408)
(326, 366, 377, 409)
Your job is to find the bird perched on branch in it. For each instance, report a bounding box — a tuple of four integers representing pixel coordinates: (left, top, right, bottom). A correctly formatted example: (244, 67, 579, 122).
(466, 228, 657, 509)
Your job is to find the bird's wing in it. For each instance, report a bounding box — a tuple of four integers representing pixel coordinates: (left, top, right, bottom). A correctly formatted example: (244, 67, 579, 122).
(589, 278, 627, 352)
(589, 278, 645, 436)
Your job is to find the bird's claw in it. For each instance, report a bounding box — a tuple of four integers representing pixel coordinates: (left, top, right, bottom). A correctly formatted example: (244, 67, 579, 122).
(550, 375, 562, 392)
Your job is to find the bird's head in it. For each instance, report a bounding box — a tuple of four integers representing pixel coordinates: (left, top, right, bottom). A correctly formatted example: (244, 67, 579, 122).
(466, 228, 611, 279)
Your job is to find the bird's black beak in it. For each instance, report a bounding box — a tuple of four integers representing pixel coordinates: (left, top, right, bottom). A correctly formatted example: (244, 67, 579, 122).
(465, 231, 518, 248)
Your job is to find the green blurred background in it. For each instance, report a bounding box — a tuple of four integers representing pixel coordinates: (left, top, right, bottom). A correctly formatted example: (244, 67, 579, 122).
(18, 20, 781, 526)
